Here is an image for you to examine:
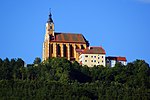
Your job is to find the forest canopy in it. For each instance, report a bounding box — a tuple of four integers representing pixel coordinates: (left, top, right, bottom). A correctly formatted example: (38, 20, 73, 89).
(0, 57, 149, 99)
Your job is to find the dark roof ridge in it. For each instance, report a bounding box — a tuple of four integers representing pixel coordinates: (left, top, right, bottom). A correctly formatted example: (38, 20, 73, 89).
(106, 56, 127, 61)
(107, 56, 126, 58)
(55, 32, 82, 35)
(89, 46, 103, 48)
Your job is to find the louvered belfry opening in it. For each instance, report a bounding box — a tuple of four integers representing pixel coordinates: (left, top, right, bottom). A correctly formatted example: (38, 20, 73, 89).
(81, 45, 85, 49)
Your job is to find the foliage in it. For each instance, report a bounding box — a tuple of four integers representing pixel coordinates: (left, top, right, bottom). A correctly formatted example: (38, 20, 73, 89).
(0, 58, 149, 99)
(33, 57, 41, 64)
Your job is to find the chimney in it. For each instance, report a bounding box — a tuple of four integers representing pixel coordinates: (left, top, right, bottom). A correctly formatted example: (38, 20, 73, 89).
(89, 46, 91, 50)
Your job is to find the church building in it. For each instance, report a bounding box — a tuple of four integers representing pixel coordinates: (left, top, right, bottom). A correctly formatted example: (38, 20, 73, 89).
(42, 12, 127, 67)
(42, 13, 89, 62)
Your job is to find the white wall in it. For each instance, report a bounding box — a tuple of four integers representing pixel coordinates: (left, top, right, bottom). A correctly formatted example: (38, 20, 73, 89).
(79, 54, 105, 67)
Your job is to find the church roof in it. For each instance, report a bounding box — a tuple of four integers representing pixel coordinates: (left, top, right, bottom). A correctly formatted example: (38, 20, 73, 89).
(52, 32, 88, 43)
(82, 46, 106, 54)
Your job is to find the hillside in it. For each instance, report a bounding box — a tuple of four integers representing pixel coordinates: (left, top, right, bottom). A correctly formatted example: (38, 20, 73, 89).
(0, 58, 150, 99)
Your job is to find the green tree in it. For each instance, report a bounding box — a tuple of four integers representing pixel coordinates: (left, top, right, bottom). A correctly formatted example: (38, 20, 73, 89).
(33, 57, 41, 64)
(1, 58, 13, 80)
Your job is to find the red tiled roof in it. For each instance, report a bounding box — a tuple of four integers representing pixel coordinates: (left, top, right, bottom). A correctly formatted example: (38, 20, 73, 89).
(52, 32, 87, 43)
(106, 56, 127, 61)
(82, 46, 106, 54)
(117, 57, 127, 61)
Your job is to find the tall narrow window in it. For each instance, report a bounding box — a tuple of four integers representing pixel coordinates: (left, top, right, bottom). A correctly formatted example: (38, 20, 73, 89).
(57, 44, 61, 57)
(50, 26, 52, 29)
(50, 25, 52, 29)
(51, 44, 53, 53)
(64, 45, 67, 57)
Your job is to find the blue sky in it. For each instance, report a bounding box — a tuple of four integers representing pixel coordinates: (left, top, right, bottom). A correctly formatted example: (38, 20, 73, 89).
(0, 0, 150, 64)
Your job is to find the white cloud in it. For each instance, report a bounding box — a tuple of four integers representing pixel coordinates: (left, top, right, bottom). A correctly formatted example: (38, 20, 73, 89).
(124, 0, 150, 4)
(138, 0, 150, 3)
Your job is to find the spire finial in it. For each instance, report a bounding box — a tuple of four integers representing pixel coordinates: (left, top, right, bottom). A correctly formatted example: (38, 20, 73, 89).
(49, 8, 52, 17)
(47, 8, 53, 23)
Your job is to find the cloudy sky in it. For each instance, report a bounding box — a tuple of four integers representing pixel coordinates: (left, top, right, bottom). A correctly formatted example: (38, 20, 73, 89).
(0, 0, 150, 64)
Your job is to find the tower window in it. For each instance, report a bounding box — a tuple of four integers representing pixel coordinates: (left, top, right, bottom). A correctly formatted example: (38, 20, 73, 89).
(50, 26, 52, 29)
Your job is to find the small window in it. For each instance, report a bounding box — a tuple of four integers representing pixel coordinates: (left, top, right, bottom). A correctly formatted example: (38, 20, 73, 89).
(98, 62, 99, 64)
(102, 56, 103, 58)
(91, 56, 93, 58)
(94, 60, 96, 62)
(94, 56, 96, 58)
(98, 57, 100, 59)
(91, 60, 93, 62)
(85, 60, 87, 62)
(50, 26, 52, 29)
(85, 55, 88, 57)
(102, 60, 103, 63)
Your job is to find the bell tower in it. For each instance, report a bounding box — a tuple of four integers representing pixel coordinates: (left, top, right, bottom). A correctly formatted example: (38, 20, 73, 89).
(45, 12, 55, 41)
(43, 12, 55, 61)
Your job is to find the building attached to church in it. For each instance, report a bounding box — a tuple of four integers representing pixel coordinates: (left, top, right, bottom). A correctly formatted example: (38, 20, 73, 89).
(79, 46, 106, 67)
(42, 13, 89, 62)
